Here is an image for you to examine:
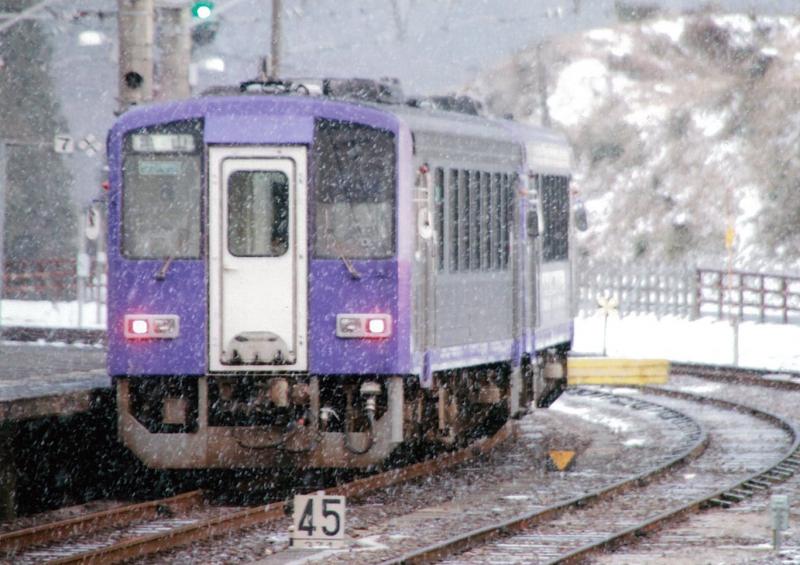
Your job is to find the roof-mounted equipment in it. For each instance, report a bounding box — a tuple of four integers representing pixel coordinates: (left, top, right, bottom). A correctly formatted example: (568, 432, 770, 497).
(407, 95, 484, 116)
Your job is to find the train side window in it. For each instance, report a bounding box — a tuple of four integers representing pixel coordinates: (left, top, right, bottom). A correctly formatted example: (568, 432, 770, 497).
(542, 175, 570, 262)
(499, 174, 508, 269)
(480, 172, 490, 270)
(470, 171, 480, 270)
(449, 169, 459, 272)
(490, 173, 501, 270)
(313, 119, 396, 259)
(435, 168, 445, 271)
(227, 171, 289, 257)
(459, 170, 470, 271)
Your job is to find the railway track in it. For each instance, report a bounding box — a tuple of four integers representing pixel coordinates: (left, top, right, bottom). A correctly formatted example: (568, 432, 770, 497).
(387, 367, 800, 564)
(5, 362, 798, 563)
(248, 388, 710, 565)
(0, 421, 514, 564)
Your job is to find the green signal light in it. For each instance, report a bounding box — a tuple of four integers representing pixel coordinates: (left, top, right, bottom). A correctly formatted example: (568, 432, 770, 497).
(191, 1, 214, 19)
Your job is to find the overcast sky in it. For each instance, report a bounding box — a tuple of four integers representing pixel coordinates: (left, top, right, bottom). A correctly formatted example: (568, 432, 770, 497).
(30, 0, 800, 203)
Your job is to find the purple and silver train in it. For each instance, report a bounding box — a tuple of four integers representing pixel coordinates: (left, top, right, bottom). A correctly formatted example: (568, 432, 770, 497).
(106, 78, 580, 470)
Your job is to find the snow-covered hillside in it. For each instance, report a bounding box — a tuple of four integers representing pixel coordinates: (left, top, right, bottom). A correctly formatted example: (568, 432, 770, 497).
(471, 12, 800, 269)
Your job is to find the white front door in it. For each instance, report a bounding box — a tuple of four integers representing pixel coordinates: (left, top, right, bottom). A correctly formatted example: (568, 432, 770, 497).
(208, 146, 307, 372)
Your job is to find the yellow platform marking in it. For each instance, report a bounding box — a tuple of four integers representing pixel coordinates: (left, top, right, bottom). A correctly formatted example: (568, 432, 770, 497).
(549, 450, 575, 471)
(567, 358, 670, 386)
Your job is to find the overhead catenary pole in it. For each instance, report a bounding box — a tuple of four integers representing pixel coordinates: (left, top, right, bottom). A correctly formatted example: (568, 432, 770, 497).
(270, 0, 282, 77)
(118, 0, 155, 112)
(156, 2, 191, 100)
(536, 42, 551, 127)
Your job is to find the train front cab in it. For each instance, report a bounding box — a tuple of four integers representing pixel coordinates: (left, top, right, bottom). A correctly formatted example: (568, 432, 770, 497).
(110, 102, 412, 470)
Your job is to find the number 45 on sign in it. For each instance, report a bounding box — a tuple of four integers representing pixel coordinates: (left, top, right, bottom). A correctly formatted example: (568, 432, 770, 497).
(291, 493, 346, 549)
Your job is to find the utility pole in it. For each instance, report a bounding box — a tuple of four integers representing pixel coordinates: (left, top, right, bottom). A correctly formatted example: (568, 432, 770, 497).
(157, 2, 191, 100)
(118, 0, 155, 112)
(270, 0, 282, 77)
(536, 42, 551, 127)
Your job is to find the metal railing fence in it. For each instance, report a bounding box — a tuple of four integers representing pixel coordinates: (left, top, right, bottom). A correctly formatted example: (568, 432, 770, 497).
(3, 257, 106, 303)
(579, 262, 800, 325)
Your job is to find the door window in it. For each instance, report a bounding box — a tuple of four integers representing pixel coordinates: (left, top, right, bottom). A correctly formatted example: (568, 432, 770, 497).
(227, 171, 289, 257)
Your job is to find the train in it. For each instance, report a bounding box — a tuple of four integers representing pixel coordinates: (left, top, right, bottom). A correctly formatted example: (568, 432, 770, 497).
(106, 77, 583, 470)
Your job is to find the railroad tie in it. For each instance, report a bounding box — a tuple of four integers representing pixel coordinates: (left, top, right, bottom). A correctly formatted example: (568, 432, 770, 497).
(744, 479, 770, 489)
(707, 498, 732, 508)
(720, 492, 746, 503)
(772, 467, 794, 476)
(775, 464, 798, 473)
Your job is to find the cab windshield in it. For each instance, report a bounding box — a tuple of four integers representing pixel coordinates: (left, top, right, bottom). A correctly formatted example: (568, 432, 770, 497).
(312, 119, 396, 259)
(121, 120, 203, 259)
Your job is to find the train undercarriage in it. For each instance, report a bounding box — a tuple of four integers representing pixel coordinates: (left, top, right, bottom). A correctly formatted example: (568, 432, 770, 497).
(116, 349, 568, 470)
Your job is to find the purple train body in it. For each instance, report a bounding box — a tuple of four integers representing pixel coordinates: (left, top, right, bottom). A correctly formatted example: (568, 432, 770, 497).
(107, 79, 577, 469)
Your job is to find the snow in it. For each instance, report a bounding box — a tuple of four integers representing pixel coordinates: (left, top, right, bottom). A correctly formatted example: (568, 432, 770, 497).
(574, 312, 800, 372)
(586, 28, 633, 57)
(645, 18, 685, 43)
(625, 104, 668, 129)
(548, 402, 634, 433)
(693, 110, 727, 137)
(2, 299, 105, 330)
(548, 59, 609, 127)
(713, 14, 756, 47)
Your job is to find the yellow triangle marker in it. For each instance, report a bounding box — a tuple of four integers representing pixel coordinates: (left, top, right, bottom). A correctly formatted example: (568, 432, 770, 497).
(549, 450, 575, 471)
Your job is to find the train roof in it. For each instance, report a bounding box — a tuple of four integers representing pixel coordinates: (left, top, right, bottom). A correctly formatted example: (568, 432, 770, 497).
(110, 78, 571, 173)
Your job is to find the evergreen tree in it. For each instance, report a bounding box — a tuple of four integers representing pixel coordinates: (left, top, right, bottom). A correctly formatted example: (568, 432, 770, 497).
(0, 0, 76, 264)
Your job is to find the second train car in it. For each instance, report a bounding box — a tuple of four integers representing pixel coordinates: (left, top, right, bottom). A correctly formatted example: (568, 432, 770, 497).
(106, 78, 580, 469)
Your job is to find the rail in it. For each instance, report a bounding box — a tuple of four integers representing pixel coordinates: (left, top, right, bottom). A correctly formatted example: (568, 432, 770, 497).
(0, 421, 514, 563)
(390, 373, 800, 564)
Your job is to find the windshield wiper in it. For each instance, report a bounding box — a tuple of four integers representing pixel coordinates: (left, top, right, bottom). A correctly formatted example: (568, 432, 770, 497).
(339, 254, 361, 280)
(154, 256, 174, 281)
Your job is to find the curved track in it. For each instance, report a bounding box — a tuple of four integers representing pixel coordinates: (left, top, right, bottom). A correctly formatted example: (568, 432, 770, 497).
(5, 363, 797, 564)
(394, 368, 800, 564)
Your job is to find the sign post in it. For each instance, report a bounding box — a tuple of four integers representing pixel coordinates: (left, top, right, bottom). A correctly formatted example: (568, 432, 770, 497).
(771, 494, 789, 551)
(291, 492, 346, 549)
(597, 294, 618, 356)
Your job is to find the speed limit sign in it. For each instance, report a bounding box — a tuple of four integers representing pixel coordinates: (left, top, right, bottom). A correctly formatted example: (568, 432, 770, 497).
(291, 493, 346, 549)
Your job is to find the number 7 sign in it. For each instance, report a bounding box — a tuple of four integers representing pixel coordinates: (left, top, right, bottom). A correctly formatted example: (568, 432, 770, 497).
(291, 493, 346, 549)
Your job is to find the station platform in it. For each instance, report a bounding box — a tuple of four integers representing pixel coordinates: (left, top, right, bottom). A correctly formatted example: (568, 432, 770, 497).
(0, 342, 109, 422)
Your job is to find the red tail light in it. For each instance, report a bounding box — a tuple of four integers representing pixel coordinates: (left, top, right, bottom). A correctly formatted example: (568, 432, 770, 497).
(128, 318, 149, 336)
(124, 314, 180, 339)
(335, 313, 391, 338)
(366, 318, 386, 335)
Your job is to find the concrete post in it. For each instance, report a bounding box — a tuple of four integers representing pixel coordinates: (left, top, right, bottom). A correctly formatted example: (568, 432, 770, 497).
(270, 0, 282, 76)
(118, 0, 155, 112)
(157, 5, 191, 100)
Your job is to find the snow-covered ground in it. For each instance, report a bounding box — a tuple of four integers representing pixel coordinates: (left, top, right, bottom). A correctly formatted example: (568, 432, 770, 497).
(3, 299, 798, 373)
(2, 299, 105, 330)
(574, 312, 800, 372)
